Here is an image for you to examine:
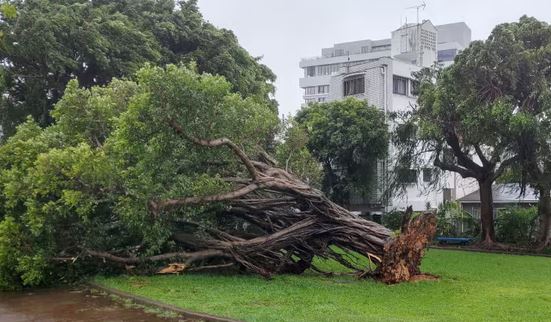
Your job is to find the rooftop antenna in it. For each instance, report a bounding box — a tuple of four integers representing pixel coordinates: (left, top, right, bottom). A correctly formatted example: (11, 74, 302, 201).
(406, 1, 426, 25)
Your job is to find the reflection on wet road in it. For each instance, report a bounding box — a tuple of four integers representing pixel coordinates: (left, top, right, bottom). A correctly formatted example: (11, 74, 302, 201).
(0, 288, 188, 322)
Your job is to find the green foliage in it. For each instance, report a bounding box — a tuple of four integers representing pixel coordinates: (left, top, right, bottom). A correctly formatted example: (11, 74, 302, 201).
(392, 17, 551, 241)
(0, 64, 278, 289)
(435, 202, 479, 237)
(275, 117, 322, 187)
(0, 217, 24, 290)
(495, 207, 539, 245)
(382, 210, 403, 231)
(51, 79, 139, 147)
(295, 98, 389, 203)
(0, 0, 276, 139)
(0, 2, 16, 20)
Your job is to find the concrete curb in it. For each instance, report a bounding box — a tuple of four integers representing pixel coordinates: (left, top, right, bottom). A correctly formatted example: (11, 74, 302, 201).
(88, 282, 243, 322)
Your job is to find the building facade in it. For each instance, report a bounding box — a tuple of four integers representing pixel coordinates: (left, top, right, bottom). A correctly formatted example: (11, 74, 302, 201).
(299, 20, 474, 214)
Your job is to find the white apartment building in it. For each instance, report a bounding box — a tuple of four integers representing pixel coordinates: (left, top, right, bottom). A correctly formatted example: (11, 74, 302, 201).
(299, 21, 475, 215)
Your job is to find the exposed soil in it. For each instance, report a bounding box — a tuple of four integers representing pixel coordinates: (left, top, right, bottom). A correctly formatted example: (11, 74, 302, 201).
(0, 287, 191, 322)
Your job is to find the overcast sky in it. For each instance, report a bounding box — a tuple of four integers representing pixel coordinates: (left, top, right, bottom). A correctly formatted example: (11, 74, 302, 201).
(198, 0, 551, 116)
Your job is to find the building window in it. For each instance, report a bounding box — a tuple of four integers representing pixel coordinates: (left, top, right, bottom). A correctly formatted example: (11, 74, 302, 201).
(343, 75, 365, 96)
(400, 34, 409, 53)
(304, 98, 316, 104)
(361, 46, 370, 54)
(422, 168, 433, 183)
(306, 66, 315, 77)
(410, 80, 420, 96)
(398, 168, 417, 184)
(438, 49, 458, 62)
(443, 188, 453, 203)
(317, 97, 326, 103)
(304, 87, 316, 95)
(334, 49, 345, 56)
(318, 85, 329, 94)
(393, 76, 408, 95)
(316, 64, 341, 76)
(372, 44, 390, 52)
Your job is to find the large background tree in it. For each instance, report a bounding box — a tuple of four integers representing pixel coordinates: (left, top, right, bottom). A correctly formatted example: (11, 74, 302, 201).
(0, 0, 276, 138)
(498, 17, 551, 248)
(392, 22, 544, 246)
(295, 98, 389, 205)
(274, 117, 322, 187)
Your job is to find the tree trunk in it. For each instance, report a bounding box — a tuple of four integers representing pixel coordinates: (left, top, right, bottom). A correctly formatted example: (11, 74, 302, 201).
(478, 178, 496, 246)
(537, 187, 551, 249)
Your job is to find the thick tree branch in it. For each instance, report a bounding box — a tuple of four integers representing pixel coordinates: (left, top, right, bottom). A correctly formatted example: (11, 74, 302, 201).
(474, 144, 492, 168)
(493, 155, 519, 181)
(168, 119, 259, 181)
(85, 249, 230, 265)
(151, 183, 261, 211)
(434, 154, 476, 179)
(443, 127, 483, 173)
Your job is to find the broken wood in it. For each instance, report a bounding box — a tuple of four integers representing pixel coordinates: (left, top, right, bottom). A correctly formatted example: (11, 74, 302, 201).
(158, 263, 187, 274)
(374, 207, 437, 283)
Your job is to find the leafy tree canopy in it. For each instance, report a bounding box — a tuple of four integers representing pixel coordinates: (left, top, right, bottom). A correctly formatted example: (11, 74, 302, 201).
(393, 16, 551, 245)
(0, 64, 278, 289)
(296, 98, 388, 204)
(0, 0, 276, 138)
(274, 117, 322, 188)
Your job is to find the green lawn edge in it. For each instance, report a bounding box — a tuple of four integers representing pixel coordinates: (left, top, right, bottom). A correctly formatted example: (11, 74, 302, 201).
(94, 249, 551, 322)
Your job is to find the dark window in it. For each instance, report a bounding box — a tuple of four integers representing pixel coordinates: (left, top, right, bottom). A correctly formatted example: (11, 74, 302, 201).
(422, 168, 433, 182)
(343, 75, 365, 96)
(410, 80, 420, 96)
(318, 85, 329, 94)
(372, 44, 390, 52)
(438, 49, 458, 62)
(443, 188, 453, 203)
(393, 76, 408, 95)
(306, 66, 315, 77)
(334, 49, 345, 56)
(398, 168, 417, 184)
(305, 87, 316, 95)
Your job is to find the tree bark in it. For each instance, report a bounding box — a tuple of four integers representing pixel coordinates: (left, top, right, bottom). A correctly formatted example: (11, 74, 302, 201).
(537, 187, 551, 249)
(478, 178, 496, 246)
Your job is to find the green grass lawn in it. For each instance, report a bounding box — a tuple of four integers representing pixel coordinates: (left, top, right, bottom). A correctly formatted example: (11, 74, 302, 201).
(94, 249, 551, 322)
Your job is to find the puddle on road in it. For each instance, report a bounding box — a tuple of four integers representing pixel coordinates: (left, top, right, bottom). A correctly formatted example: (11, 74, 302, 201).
(0, 287, 191, 322)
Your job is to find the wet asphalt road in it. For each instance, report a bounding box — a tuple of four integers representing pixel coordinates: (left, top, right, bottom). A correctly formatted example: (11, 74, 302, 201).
(0, 288, 189, 322)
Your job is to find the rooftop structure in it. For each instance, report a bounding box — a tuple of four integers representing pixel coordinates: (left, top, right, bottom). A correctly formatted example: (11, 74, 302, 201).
(299, 20, 471, 104)
(298, 20, 473, 213)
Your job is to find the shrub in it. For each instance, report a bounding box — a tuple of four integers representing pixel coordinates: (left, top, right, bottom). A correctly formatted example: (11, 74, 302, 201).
(382, 211, 403, 231)
(436, 202, 479, 237)
(495, 207, 538, 245)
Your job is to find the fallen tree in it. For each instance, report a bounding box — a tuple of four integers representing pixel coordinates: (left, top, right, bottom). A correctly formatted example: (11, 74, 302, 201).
(0, 65, 436, 289)
(96, 119, 435, 284)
